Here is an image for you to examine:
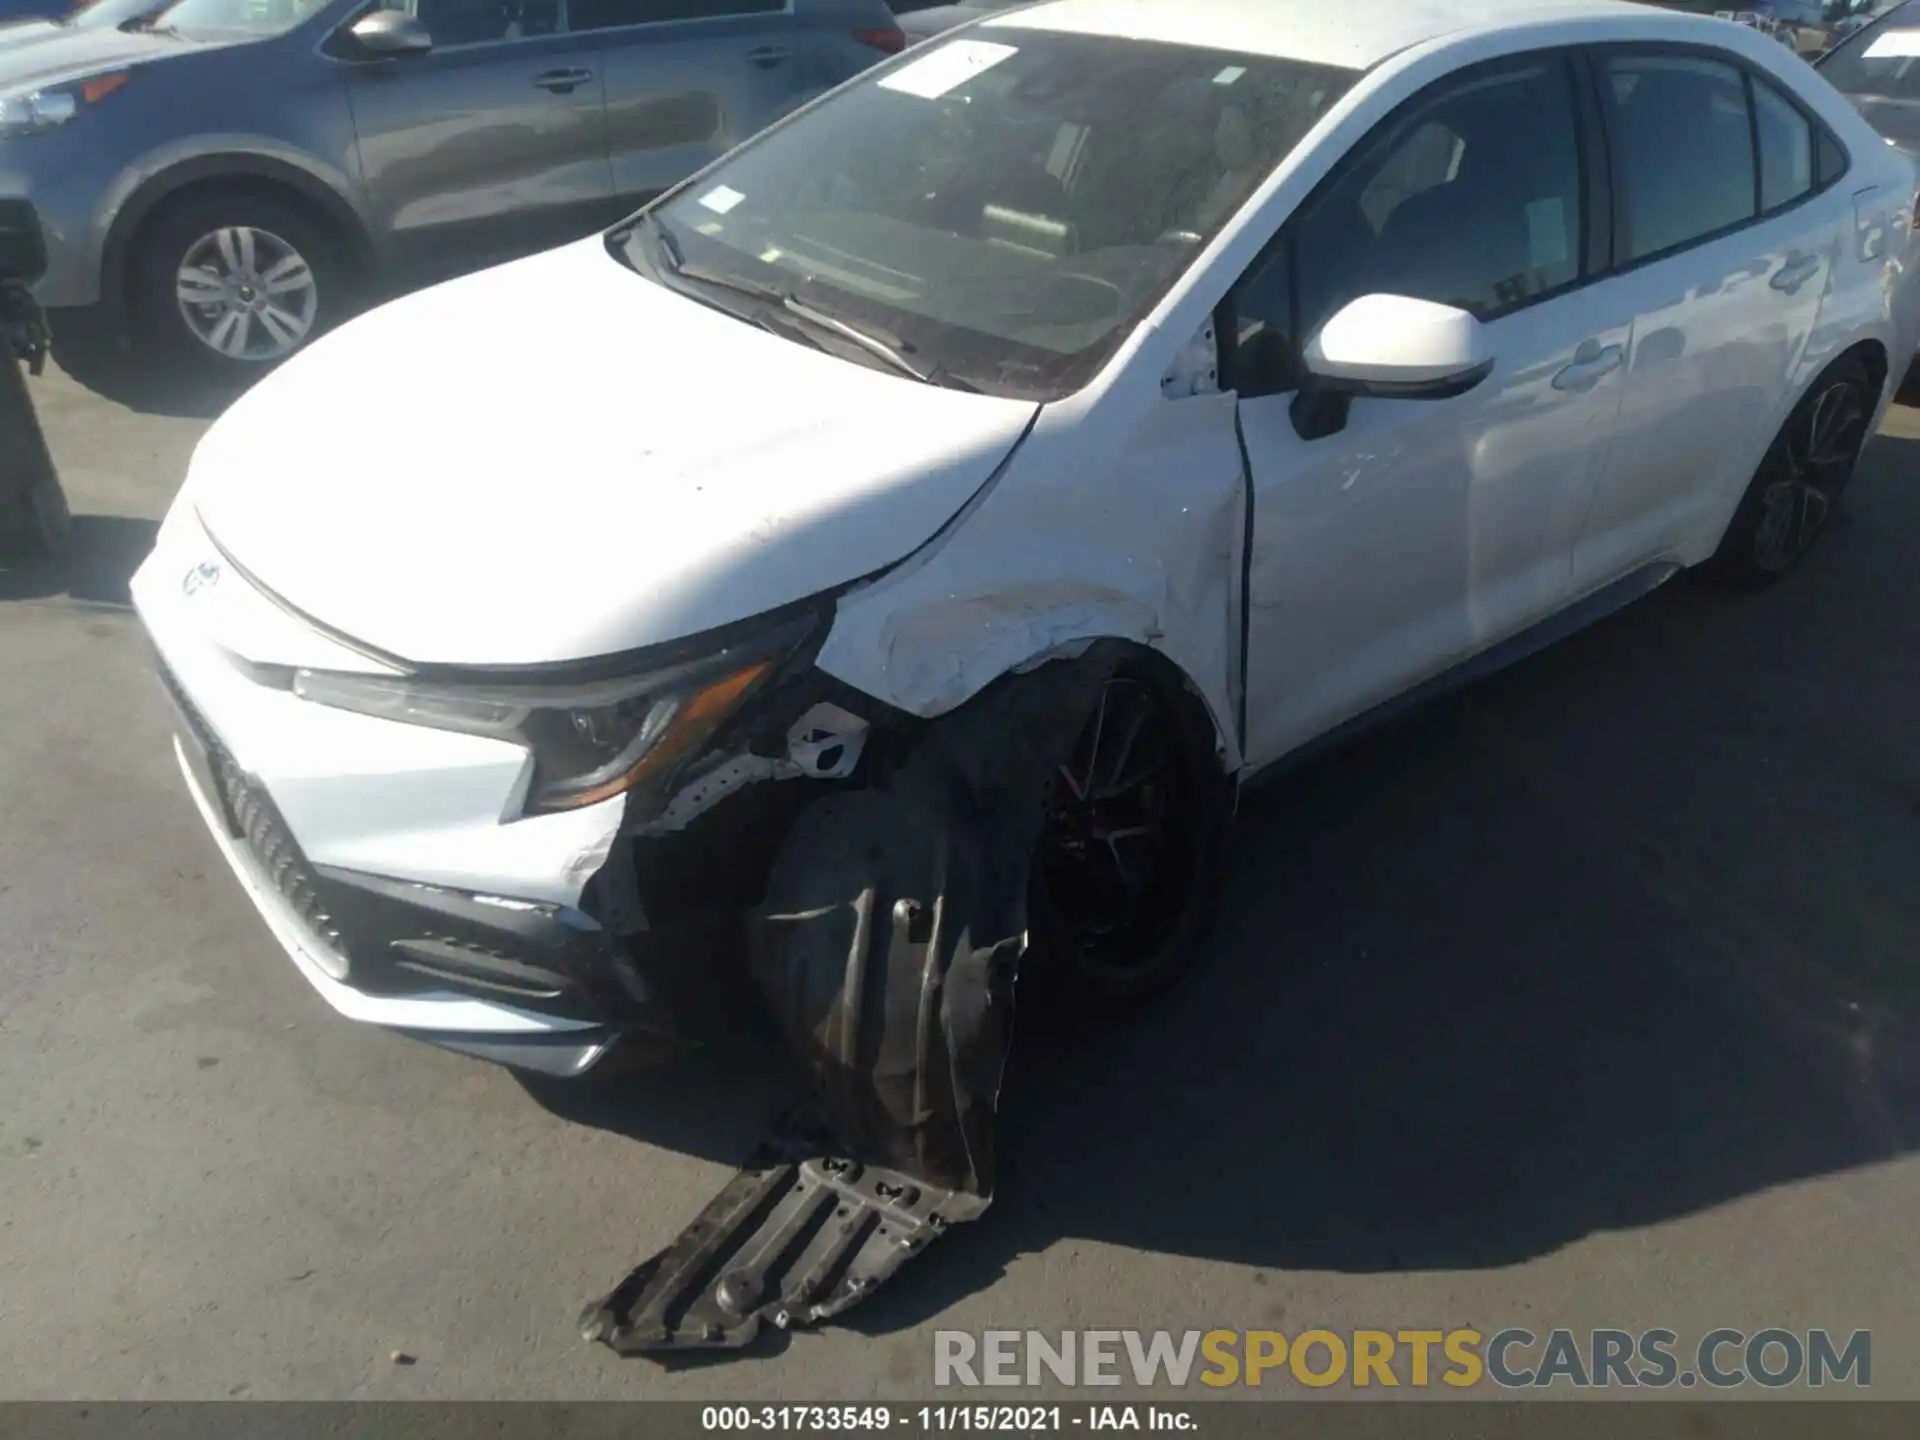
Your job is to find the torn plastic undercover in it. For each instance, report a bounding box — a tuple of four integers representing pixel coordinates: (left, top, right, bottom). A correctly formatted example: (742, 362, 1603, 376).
(582, 650, 1121, 1354)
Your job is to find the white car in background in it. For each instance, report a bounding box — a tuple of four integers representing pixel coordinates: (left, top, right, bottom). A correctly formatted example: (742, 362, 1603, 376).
(132, 0, 1920, 1351)
(1819, 0, 1920, 150)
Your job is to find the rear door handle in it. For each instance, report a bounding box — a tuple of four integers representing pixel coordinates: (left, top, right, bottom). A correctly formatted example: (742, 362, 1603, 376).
(745, 44, 791, 67)
(1552, 340, 1623, 393)
(533, 67, 593, 93)
(1771, 252, 1822, 294)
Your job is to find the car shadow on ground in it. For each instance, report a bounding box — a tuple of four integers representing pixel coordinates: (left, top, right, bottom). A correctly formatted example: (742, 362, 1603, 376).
(539, 430, 1920, 1337)
(0, 514, 159, 606)
(46, 310, 244, 421)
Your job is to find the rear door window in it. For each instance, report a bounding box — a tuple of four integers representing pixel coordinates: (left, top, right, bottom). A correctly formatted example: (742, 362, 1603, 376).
(1601, 53, 1756, 262)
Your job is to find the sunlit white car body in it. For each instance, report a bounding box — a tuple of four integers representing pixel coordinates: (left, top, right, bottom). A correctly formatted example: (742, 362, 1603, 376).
(133, 0, 1920, 1075)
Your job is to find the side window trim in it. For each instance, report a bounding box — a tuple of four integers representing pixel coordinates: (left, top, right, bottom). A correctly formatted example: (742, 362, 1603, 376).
(572, 0, 791, 39)
(1742, 69, 1766, 218)
(324, 0, 576, 56)
(1572, 46, 1615, 279)
(1582, 40, 1852, 282)
(1218, 45, 1594, 400)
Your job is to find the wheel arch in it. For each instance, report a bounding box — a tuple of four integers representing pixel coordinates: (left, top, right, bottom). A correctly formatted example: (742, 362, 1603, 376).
(822, 608, 1244, 783)
(1845, 335, 1892, 409)
(1699, 336, 1891, 561)
(102, 156, 373, 313)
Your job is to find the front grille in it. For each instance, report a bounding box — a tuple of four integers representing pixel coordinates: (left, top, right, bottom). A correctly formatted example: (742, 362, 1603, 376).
(158, 661, 350, 975)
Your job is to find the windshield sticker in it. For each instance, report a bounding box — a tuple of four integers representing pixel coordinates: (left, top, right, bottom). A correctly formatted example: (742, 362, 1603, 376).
(699, 185, 746, 215)
(878, 39, 1019, 100)
(1525, 198, 1569, 271)
(1213, 65, 1247, 86)
(1864, 27, 1920, 58)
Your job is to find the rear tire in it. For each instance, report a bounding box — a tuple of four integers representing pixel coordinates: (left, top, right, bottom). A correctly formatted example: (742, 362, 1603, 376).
(1709, 355, 1874, 587)
(129, 191, 348, 378)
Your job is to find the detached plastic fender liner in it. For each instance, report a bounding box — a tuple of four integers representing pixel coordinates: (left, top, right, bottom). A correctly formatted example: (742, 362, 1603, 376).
(580, 651, 1123, 1355)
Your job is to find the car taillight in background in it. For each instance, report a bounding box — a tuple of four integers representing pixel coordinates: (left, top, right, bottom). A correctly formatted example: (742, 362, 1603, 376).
(853, 25, 907, 53)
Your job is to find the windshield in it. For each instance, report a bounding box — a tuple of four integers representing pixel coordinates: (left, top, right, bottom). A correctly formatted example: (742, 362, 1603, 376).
(1818, 0, 1920, 87)
(625, 29, 1357, 402)
(150, 0, 329, 38)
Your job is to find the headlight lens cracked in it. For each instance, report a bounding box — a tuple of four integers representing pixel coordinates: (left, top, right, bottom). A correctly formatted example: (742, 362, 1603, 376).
(289, 618, 811, 814)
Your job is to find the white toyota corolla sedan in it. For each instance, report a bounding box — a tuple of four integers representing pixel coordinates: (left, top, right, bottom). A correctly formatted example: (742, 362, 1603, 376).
(134, 0, 1920, 1140)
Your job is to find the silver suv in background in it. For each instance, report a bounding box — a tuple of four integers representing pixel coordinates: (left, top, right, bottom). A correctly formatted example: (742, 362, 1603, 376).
(0, 0, 903, 373)
(0, 0, 177, 52)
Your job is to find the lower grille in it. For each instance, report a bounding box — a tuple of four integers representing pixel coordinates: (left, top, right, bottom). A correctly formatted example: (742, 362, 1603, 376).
(158, 661, 350, 976)
(217, 750, 347, 965)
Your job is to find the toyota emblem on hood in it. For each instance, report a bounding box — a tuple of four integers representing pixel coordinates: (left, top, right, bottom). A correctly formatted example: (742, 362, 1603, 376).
(181, 561, 223, 597)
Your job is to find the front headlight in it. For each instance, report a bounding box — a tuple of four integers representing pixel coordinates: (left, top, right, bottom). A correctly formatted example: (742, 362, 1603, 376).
(0, 73, 127, 139)
(289, 617, 813, 814)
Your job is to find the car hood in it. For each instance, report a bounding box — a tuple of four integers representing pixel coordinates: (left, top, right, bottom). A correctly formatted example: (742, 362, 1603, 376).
(0, 23, 214, 85)
(188, 237, 1040, 668)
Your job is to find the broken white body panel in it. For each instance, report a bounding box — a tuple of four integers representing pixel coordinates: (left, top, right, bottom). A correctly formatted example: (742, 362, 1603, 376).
(132, 0, 1920, 1056)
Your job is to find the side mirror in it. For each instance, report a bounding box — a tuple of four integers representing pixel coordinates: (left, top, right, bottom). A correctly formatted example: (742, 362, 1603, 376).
(347, 9, 434, 56)
(1290, 293, 1494, 440)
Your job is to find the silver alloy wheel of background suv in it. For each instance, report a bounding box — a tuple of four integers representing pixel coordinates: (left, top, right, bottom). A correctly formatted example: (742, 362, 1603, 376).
(174, 225, 319, 363)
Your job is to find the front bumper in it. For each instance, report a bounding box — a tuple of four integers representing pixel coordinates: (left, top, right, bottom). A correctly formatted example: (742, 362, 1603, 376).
(0, 176, 100, 311)
(131, 507, 684, 1076)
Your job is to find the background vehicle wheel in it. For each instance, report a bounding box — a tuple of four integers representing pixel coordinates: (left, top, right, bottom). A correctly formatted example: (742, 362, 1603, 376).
(1022, 667, 1231, 1017)
(131, 192, 346, 376)
(1710, 354, 1874, 587)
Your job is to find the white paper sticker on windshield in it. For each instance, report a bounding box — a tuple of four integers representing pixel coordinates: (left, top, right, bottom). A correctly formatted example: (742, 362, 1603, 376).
(1525, 197, 1569, 271)
(1865, 28, 1920, 59)
(879, 40, 1018, 100)
(698, 185, 745, 215)
(1213, 65, 1247, 86)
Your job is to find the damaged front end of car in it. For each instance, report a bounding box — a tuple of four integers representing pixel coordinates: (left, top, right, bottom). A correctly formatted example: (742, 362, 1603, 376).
(574, 627, 1135, 1355)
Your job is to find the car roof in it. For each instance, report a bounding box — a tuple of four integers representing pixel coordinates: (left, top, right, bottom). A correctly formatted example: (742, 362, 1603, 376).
(985, 0, 1662, 71)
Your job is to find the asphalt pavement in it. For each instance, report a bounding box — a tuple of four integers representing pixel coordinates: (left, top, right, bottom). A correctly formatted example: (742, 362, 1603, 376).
(4, 324, 1920, 1399)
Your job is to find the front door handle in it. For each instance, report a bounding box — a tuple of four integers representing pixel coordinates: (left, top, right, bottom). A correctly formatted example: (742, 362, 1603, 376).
(1772, 252, 1822, 294)
(1552, 340, 1623, 393)
(533, 66, 593, 93)
(745, 44, 791, 67)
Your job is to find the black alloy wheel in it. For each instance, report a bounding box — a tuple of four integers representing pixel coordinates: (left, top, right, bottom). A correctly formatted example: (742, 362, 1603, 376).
(1026, 671, 1224, 1012)
(1717, 355, 1874, 583)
